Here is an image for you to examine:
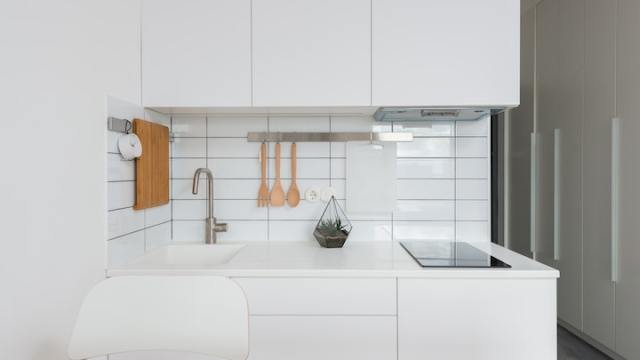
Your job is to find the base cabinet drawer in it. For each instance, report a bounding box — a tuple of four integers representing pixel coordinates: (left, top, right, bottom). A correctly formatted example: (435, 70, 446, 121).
(234, 277, 396, 315)
(248, 315, 397, 360)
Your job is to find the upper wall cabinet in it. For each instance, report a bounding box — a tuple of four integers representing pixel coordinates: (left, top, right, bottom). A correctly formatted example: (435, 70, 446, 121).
(141, 0, 252, 107)
(372, 0, 520, 107)
(252, 0, 371, 107)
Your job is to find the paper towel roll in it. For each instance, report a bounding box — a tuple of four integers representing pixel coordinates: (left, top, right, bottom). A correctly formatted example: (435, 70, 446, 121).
(118, 133, 143, 160)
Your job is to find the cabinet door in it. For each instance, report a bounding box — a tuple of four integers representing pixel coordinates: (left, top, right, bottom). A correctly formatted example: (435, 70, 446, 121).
(372, 0, 519, 107)
(506, 7, 535, 258)
(583, 0, 616, 349)
(536, 0, 584, 330)
(615, 0, 640, 358)
(398, 278, 556, 360)
(251, 0, 371, 107)
(141, 0, 251, 107)
(248, 316, 397, 360)
(534, 0, 560, 268)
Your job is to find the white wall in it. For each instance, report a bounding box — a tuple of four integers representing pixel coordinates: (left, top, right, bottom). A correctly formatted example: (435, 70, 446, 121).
(0, 1, 141, 359)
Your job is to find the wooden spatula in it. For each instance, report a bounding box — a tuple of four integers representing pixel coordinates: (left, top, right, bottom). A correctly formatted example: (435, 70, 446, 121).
(270, 143, 285, 207)
(258, 142, 269, 207)
(287, 143, 301, 207)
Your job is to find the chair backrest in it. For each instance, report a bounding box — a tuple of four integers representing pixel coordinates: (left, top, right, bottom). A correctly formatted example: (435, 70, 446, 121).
(68, 276, 249, 360)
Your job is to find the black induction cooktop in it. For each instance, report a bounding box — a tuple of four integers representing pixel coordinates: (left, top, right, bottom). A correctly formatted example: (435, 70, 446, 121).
(400, 241, 511, 268)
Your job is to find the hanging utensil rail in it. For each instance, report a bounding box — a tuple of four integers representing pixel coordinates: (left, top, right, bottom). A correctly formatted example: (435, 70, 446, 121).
(247, 132, 413, 142)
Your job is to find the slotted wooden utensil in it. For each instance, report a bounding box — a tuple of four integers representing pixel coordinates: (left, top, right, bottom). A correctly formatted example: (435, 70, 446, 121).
(258, 142, 269, 207)
(287, 142, 301, 207)
(270, 143, 285, 206)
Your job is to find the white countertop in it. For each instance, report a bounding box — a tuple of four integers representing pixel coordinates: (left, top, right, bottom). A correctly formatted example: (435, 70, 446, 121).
(108, 241, 559, 279)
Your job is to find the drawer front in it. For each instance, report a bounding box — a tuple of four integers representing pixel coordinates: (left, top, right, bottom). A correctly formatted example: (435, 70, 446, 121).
(248, 315, 397, 360)
(233, 277, 396, 315)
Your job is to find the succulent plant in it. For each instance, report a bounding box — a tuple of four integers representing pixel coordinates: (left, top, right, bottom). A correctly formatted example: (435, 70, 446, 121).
(317, 218, 348, 237)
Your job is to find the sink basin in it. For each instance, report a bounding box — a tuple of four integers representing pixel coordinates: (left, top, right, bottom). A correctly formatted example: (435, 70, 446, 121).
(130, 243, 245, 267)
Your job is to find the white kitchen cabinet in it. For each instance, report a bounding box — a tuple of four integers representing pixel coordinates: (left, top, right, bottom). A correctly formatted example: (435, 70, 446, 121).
(141, 0, 251, 107)
(371, 0, 520, 107)
(248, 316, 397, 360)
(234, 277, 396, 315)
(398, 278, 556, 360)
(582, 0, 616, 350)
(615, 0, 640, 358)
(251, 0, 371, 106)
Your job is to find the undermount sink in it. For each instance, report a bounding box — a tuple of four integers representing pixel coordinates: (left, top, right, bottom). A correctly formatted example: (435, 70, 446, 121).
(130, 243, 245, 267)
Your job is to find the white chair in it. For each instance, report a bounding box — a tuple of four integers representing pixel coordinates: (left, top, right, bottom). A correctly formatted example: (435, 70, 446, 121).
(68, 276, 249, 360)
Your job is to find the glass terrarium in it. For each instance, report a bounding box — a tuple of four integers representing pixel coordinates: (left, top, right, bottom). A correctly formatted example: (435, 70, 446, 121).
(313, 196, 352, 248)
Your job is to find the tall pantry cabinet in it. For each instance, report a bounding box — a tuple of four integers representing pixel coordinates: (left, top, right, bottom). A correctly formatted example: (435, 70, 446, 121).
(512, 0, 640, 358)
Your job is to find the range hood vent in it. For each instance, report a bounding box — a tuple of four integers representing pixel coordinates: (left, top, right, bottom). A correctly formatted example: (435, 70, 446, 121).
(373, 107, 500, 122)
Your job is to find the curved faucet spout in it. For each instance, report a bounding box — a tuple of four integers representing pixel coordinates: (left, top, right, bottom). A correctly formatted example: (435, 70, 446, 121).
(191, 168, 227, 244)
(192, 168, 213, 195)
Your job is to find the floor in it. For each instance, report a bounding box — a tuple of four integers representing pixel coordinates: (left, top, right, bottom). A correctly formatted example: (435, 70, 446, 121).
(558, 326, 612, 360)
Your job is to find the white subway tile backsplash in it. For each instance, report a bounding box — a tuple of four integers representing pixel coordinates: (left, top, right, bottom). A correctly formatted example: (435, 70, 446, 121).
(208, 138, 260, 158)
(269, 142, 330, 158)
(269, 116, 330, 132)
(456, 221, 490, 242)
(145, 222, 172, 252)
(456, 179, 489, 200)
(331, 116, 391, 132)
(393, 121, 454, 137)
(394, 221, 455, 241)
(347, 221, 393, 241)
(208, 116, 267, 137)
(394, 200, 455, 221)
(172, 138, 206, 158)
(145, 203, 171, 226)
(456, 158, 488, 179)
(397, 179, 454, 200)
(216, 200, 268, 220)
(270, 158, 331, 179)
(397, 159, 454, 179)
(456, 117, 489, 136)
(173, 200, 206, 220)
(214, 179, 262, 199)
(397, 138, 455, 158)
(216, 221, 268, 242)
(269, 200, 326, 220)
(108, 207, 145, 239)
(172, 158, 207, 179)
(108, 231, 145, 267)
(456, 200, 489, 221)
(456, 137, 488, 157)
(208, 158, 261, 179)
(107, 181, 135, 210)
(171, 116, 206, 137)
(173, 220, 205, 242)
(109, 110, 491, 259)
(172, 179, 207, 200)
(107, 154, 135, 181)
(269, 221, 317, 242)
(330, 158, 346, 179)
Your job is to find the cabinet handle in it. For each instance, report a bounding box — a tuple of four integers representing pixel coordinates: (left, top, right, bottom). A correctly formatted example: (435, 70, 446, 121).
(611, 118, 620, 283)
(530, 132, 538, 257)
(553, 129, 561, 261)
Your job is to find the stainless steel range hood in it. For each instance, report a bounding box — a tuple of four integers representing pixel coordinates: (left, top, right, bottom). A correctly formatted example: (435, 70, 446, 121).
(373, 107, 504, 122)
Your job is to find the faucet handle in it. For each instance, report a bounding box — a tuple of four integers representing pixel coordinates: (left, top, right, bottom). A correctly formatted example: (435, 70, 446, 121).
(213, 222, 228, 233)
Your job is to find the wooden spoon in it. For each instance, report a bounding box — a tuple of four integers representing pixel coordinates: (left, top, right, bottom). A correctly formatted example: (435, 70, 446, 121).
(287, 143, 301, 207)
(270, 143, 285, 207)
(258, 142, 269, 207)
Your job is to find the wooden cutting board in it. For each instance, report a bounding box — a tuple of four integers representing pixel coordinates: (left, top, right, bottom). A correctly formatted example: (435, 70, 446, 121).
(133, 119, 169, 210)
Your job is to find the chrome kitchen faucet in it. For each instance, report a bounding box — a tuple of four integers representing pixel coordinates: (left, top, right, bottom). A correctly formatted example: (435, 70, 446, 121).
(192, 168, 228, 244)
